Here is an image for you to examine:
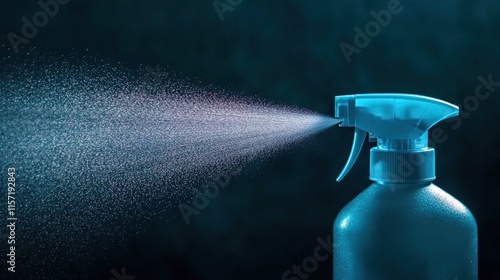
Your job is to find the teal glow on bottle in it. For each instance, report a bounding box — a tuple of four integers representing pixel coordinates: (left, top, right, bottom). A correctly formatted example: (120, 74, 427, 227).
(333, 94, 478, 280)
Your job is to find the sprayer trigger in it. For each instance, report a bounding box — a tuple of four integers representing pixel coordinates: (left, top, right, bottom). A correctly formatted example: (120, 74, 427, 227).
(336, 127, 367, 182)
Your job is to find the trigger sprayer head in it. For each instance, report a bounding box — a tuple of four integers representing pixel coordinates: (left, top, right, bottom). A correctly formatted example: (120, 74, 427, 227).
(334, 93, 459, 183)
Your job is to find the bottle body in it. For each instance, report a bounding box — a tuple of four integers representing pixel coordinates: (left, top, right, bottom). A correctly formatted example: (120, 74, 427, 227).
(333, 182, 477, 280)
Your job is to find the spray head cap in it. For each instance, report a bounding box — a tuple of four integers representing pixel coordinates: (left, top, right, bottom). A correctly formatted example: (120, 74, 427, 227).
(335, 93, 459, 182)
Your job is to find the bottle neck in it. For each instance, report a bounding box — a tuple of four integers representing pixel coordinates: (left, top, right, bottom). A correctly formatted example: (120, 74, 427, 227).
(369, 146, 435, 183)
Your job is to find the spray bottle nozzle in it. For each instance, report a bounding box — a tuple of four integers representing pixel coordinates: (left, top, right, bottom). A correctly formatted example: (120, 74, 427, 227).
(335, 93, 459, 182)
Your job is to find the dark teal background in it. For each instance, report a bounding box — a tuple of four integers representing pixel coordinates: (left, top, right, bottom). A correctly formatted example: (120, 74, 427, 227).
(1, 0, 499, 279)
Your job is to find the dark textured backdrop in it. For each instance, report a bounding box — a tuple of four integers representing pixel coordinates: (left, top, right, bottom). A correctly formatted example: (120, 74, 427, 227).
(0, 0, 499, 279)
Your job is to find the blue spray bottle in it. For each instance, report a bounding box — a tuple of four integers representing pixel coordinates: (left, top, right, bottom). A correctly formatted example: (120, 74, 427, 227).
(333, 94, 477, 279)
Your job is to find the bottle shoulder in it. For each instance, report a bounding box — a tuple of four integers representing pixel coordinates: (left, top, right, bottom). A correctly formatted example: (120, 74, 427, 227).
(334, 182, 477, 231)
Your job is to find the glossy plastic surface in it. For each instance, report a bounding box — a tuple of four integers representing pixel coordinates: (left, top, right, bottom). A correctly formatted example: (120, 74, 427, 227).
(336, 94, 458, 139)
(335, 94, 459, 181)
